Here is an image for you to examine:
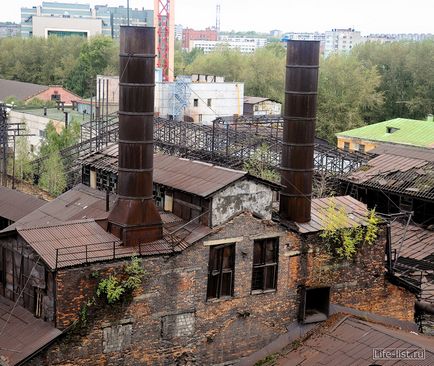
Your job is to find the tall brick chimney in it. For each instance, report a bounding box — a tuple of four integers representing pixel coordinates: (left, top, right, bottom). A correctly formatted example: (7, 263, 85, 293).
(107, 26, 163, 245)
(279, 41, 320, 223)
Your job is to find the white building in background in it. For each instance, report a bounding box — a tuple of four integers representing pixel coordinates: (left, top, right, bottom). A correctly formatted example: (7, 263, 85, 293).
(96, 74, 244, 124)
(324, 28, 364, 57)
(31, 15, 102, 38)
(174, 24, 183, 41)
(189, 37, 267, 54)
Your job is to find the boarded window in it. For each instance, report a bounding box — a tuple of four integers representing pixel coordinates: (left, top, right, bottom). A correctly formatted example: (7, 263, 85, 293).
(252, 237, 279, 292)
(207, 244, 235, 299)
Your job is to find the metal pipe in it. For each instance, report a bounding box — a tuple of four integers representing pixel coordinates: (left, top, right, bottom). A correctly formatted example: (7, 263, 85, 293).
(279, 40, 320, 223)
(108, 26, 163, 246)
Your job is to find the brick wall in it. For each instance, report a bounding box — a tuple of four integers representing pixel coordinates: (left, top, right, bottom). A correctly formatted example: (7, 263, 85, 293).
(31, 214, 415, 365)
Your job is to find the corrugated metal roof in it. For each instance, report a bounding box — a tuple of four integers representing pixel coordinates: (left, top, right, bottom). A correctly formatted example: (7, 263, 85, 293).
(1, 184, 117, 232)
(392, 221, 434, 262)
(16, 213, 211, 270)
(81, 146, 248, 197)
(244, 96, 270, 105)
(18, 220, 122, 269)
(370, 144, 434, 162)
(0, 296, 62, 365)
(342, 153, 434, 200)
(0, 78, 48, 101)
(277, 315, 434, 365)
(294, 196, 370, 234)
(336, 118, 434, 148)
(0, 187, 46, 222)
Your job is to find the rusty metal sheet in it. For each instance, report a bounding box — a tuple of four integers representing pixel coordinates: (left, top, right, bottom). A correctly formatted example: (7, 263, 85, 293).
(392, 221, 434, 261)
(371, 144, 434, 162)
(0, 186, 45, 222)
(0, 296, 61, 365)
(295, 196, 370, 234)
(276, 315, 434, 365)
(1, 184, 116, 233)
(81, 146, 247, 198)
(342, 153, 434, 200)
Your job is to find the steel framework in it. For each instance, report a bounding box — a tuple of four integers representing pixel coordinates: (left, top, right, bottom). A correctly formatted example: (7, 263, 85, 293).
(155, 0, 172, 81)
(32, 115, 369, 191)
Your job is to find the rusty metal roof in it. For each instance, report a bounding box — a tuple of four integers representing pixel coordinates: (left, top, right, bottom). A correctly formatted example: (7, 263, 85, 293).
(0, 187, 46, 222)
(1, 184, 117, 233)
(294, 196, 370, 234)
(277, 315, 434, 365)
(342, 153, 434, 200)
(391, 221, 434, 301)
(15, 212, 211, 270)
(370, 144, 434, 162)
(0, 295, 62, 365)
(81, 145, 249, 197)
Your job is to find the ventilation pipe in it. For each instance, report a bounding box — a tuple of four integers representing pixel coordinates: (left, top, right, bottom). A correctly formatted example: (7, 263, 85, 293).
(108, 26, 163, 245)
(280, 41, 320, 223)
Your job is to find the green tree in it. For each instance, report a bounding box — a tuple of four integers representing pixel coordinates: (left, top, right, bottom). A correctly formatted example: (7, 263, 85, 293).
(244, 45, 285, 103)
(13, 119, 33, 182)
(353, 40, 434, 121)
(38, 148, 67, 196)
(39, 119, 80, 157)
(243, 144, 279, 182)
(66, 36, 118, 97)
(316, 54, 383, 142)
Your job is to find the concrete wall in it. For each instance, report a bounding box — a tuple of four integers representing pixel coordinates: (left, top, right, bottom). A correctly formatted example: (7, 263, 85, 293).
(28, 214, 415, 365)
(32, 16, 102, 38)
(9, 110, 64, 153)
(211, 179, 273, 227)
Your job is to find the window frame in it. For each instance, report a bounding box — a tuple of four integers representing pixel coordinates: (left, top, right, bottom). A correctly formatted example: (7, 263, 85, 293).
(206, 243, 235, 300)
(251, 237, 279, 293)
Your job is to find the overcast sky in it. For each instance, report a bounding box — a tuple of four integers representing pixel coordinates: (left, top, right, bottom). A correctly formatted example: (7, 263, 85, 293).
(2, 0, 433, 35)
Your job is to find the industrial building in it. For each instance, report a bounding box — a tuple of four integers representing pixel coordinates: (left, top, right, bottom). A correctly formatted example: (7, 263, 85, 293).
(243, 96, 281, 116)
(96, 74, 244, 123)
(336, 116, 434, 152)
(0, 29, 429, 366)
(20, 1, 153, 38)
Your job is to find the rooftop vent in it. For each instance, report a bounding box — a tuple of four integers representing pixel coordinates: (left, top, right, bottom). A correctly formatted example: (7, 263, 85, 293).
(386, 126, 399, 134)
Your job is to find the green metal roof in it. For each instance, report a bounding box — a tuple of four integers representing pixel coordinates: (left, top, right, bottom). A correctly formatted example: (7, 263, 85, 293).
(336, 118, 434, 148)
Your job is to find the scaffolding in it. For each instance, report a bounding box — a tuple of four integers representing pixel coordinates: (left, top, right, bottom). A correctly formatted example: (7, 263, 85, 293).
(32, 115, 369, 190)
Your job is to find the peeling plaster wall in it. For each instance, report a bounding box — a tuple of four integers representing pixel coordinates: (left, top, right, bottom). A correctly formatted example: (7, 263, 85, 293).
(211, 180, 273, 227)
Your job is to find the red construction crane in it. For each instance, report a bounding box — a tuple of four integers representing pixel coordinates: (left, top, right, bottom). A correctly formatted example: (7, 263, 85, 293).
(154, 0, 174, 82)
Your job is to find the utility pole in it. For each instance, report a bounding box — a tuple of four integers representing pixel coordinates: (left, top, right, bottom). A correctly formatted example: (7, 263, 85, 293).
(0, 104, 7, 186)
(127, 0, 130, 26)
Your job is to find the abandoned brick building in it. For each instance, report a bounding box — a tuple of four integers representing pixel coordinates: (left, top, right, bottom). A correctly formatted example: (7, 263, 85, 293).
(0, 29, 422, 366)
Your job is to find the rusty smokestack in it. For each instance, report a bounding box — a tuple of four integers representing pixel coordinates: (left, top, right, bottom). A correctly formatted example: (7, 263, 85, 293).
(108, 26, 163, 245)
(279, 41, 320, 223)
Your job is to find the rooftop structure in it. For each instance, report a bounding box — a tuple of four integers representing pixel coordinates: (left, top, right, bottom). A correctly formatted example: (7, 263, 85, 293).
(340, 148, 434, 225)
(336, 117, 434, 152)
(275, 313, 434, 365)
(0, 186, 46, 229)
(243, 96, 281, 116)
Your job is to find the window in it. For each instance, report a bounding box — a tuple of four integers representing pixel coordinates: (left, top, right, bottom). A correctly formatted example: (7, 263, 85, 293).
(193, 98, 198, 107)
(251, 237, 278, 292)
(358, 144, 365, 153)
(207, 244, 235, 299)
(343, 142, 350, 151)
(198, 114, 203, 122)
(207, 98, 212, 107)
(51, 93, 60, 101)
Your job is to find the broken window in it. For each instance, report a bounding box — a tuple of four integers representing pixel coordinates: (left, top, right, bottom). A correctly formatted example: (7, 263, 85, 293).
(251, 237, 279, 292)
(193, 98, 198, 107)
(207, 244, 235, 299)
